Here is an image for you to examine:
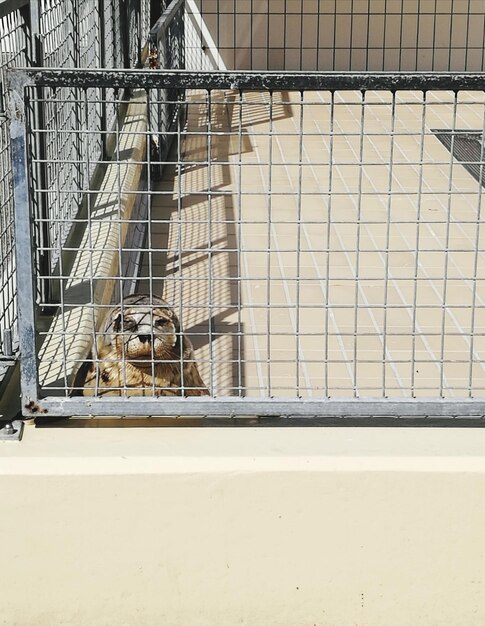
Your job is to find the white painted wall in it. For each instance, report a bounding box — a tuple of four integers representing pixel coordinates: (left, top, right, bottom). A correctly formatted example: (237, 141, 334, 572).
(1, 426, 485, 625)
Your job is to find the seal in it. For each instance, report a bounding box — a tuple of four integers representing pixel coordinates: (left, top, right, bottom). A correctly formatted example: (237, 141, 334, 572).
(81, 294, 209, 396)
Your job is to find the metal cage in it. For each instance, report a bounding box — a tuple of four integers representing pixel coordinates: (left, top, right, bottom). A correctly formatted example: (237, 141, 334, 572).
(9, 67, 485, 419)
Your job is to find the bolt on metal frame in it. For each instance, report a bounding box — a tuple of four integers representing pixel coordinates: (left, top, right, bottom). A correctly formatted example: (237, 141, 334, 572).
(9, 67, 485, 419)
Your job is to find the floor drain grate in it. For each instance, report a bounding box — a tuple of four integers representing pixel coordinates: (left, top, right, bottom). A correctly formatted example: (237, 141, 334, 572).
(433, 129, 485, 187)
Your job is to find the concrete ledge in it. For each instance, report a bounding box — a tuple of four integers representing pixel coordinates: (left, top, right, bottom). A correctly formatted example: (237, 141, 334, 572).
(1, 427, 485, 625)
(38, 91, 148, 390)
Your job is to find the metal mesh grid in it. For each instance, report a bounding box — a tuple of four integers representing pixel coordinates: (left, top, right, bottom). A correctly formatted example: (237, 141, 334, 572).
(11, 69, 485, 417)
(188, 0, 485, 72)
(141, 86, 485, 401)
(38, 0, 147, 272)
(150, 0, 186, 170)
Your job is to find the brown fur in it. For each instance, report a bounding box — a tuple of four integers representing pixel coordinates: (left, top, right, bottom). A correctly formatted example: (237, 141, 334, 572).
(80, 294, 209, 397)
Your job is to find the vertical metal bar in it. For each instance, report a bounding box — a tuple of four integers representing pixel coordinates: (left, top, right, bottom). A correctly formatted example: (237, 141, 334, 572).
(410, 91, 427, 397)
(113, 87, 128, 394)
(266, 0, 270, 70)
(481, 7, 485, 71)
(176, 86, 185, 393)
(145, 88, 154, 301)
(10, 86, 39, 403)
(431, 0, 438, 70)
(439, 91, 458, 397)
(381, 91, 396, 396)
(332, 0, 337, 70)
(28, 0, 51, 306)
(398, 0, 404, 70)
(283, 0, 287, 70)
(349, 0, 354, 70)
(382, 0, 387, 70)
(266, 90, 274, 396)
(352, 89, 365, 397)
(463, 0, 471, 70)
(135, 0, 142, 68)
(207, 88, 214, 395)
(299, 0, 303, 70)
(249, 0, 253, 70)
(120, 0, 130, 68)
(2, 329, 13, 358)
(85, 87, 99, 396)
(232, 0, 236, 70)
(365, 0, 370, 70)
(467, 101, 485, 396)
(56, 163, 69, 396)
(98, 0, 108, 159)
(324, 90, 335, 396)
(144, 85, 153, 391)
(447, 0, 454, 71)
(295, 90, 304, 396)
(236, 88, 243, 396)
(415, 0, 421, 70)
(180, 0, 185, 70)
(316, 0, 321, 70)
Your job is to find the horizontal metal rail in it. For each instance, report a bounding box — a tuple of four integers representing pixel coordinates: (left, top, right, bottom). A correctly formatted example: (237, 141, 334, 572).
(9, 68, 485, 92)
(27, 397, 485, 418)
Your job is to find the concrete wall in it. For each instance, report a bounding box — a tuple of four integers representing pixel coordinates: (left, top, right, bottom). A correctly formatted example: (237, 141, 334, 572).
(2, 426, 485, 625)
(188, 0, 485, 71)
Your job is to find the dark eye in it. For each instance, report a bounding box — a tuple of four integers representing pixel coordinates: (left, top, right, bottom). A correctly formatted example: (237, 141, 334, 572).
(155, 318, 171, 328)
(122, 318, 137, 331)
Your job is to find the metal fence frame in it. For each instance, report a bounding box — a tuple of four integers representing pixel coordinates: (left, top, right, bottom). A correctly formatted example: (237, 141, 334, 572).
(9, 67, 485, 420)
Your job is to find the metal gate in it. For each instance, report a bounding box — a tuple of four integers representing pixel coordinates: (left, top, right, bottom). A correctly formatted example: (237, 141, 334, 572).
(9, 68, 485, 419)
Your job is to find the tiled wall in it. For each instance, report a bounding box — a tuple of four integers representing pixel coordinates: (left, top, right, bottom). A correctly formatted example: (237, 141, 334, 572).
(186, 0, 485, 71)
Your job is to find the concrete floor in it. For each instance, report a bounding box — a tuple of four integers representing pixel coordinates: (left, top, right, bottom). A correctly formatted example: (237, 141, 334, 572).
(138, 89, 485, 399)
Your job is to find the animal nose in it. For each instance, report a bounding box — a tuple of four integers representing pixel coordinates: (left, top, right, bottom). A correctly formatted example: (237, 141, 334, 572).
(138, 335, 151, 344)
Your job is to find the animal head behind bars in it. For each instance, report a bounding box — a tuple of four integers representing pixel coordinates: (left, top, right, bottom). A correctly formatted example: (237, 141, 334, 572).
(78, 293, 209, 397)
(102, 294, 181, 363)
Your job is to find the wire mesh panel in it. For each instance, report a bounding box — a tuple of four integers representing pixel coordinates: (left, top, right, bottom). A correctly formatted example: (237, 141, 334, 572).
(9, 68, 485, 418)
(149, 0, 186, 172)
(38, 0, 150, 276)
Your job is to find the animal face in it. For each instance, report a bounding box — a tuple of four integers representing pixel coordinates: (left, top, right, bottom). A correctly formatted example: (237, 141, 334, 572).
(104, 295, 181, 362)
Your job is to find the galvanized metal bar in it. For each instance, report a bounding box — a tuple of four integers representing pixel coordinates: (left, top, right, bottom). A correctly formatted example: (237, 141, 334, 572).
(381, 91, 396, 396)
(410, 93, 428, 397)
(266, 90, 274, 396)
(439, 91, 458, 397)
(8, 76, 39, 405)
(468, 102, 485, 397)
(29, 396, 485, 418)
